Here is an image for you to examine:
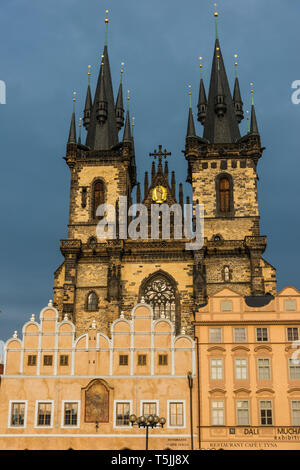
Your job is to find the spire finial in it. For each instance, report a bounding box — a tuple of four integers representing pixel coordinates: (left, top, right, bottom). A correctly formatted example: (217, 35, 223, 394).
(72, 91, 76, 112)
(234, 54, 238, 78)
(188, 84, 192, 108)
(132, 116, 135, 137)
(78, 117, 82, 143)
(199, 56, 203, 79)
(250, 82, 254, 105)
(88, 64, 91, 85)
(120, 61, 125, 83)
(104, 9, 109, 46)
(214, 3, 219, 39)
(127, 89, 130, 111)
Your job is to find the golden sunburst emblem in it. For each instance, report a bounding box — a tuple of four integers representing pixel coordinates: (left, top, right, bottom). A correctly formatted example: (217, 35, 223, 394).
(152, 185, 167, 204)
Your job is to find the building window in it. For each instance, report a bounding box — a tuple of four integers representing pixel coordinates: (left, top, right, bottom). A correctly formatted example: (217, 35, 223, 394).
(209, 328, 222, 343)
(235, 358, 248, 380)
(211, 401, 224, 426)
(158, 354, 168, 366)
(10, 402, 26, 427)
(92, 180, 105, 219)
(256, 328, 269, 342)
(142, 274, 177, 324)
(142, 402, 157, 417)
(43, 355, 53, 366)
(138, 354, 147, 366)
(27, 355, 37, 366)
(259, 401, 273, 426)
(37, 402, 52, 427)
(115, 402, 130, 427)
(287, 328, 299, 342)
(221, 300, 232, 312)
(119, 355, 128, 366)
(86, 291, 98, 312)
(63, 402, 78, 427)
(291, 401, 300, 426)
(234, 328, 246, 343)
(285, 300, 296, 311)
(60, 355, 69, 366)
(219, 177, 231, 213)
(236, 401, 250, 426)
(289, 358, 300, 379)
(210, 358, 223, 380)
(169, 402, 184, 427)
(258, 358, 271, 380)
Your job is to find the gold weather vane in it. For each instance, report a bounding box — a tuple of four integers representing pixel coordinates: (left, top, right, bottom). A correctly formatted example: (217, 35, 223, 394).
(199, 56, 203, 78)
(72, 91, 76, 112)
(250, 82, 254, 104)
(234, 54, 238, 77)
(88, 65, 91, 85)
(120, 61, 125, 82)
(214, 2, 219, 38)
(104, 9, 109, 46)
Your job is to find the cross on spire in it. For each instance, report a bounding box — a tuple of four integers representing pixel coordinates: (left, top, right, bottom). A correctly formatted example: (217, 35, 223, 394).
(149, 145, 171, 165)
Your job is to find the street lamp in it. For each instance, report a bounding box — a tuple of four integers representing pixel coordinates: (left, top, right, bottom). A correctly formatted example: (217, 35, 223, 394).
(129, 414, 166, 450)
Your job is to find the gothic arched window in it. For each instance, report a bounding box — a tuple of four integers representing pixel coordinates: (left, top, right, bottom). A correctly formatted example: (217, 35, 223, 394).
(86, 292, 98, 311)
(142, 274, 177, 324)
(223, 266, 230, 282)
(219, 177, 230, 213)
(92, 180, 105, 219)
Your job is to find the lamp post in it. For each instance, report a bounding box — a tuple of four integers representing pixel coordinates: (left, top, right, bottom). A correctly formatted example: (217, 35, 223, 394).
(129, 414, 166, 450)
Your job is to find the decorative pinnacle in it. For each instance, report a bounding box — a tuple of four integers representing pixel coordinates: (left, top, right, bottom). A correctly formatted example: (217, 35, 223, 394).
(199, 56, 203, 79)
(214, 3, 219, 38)
(216, 46, 220, 71)
(127, 89, 130, 111)
(104, 9, 109, 46)
(72, 91, 76, 112)
(101, 54, 104, 66)
(250, 82, 254, 105)
(120, 61, 125, 82)
(78, 117, 82, 138)
(188, 84, 192, 108)
(234, 54, 238, 77)
(88, 64, 91, 85)
(132, 116, 135, 136)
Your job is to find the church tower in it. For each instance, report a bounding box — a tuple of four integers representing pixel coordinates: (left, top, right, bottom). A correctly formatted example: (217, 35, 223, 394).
(185, 9, 276, 303)
(53, 9, 276, 338)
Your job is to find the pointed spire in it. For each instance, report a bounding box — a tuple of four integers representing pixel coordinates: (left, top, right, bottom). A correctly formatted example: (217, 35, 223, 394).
(86, 12, 119, 150)
(203, 37, 241, 144)
(151, 161, 156, 181)
(250, 104, 259, 135)
(123, 90, 132, 142)
(164, 160, 169, 179)
(233, 55, 244, 123)
(136, 182, 141, 204)
(197, 58, 207, 124)
(186, 85, 196, 137)
(115, 62, 125, 131)
(83, 65, 92, 130)
(144, 171, 149, 199)
(78, 117, 82, 144)
(171, 171, 176, 198)
(68, 91, 77, 144)
(179, 183, 183, 208)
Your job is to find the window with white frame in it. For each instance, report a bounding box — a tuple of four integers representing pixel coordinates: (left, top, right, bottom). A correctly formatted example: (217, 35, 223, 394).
(289, 358, 300, 380)
(211, 400, 224, 426)
(115, 402, 130, 427)
(259, 400, 273, 426)
(235, 358, 248, 380)
(9, 402, 26, 427)
(209, 328, 222, 343)
(287, 328, 299, 342)
(256, 328, 269, 342)
(236, 401, 250, 426)
(234, 328, 246, 343)
(168, 401, 184, 427)
(63, 402, 79, 427)
(36, 402, 52, 427)
(142, 402, 157, 417)
(210, 358, 223, 380)
(291, 401, 300, 426)
(257, 358, 271, 380)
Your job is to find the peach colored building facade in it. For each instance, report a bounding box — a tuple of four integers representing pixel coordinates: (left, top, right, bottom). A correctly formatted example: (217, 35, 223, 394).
(0, 303, 196, 450)
(194, 286, 300, 450)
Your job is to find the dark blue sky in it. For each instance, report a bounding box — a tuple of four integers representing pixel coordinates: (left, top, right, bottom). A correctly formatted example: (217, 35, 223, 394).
(1, 0, 300, 341)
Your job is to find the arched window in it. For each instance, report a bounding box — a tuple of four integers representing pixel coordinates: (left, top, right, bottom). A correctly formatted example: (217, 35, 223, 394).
(224, 266, 230, 282)
(141, 274, 177, 324)
(219, 177, 230, 213)
(92, 180, 105, 219)
(86, 292, 98, 311)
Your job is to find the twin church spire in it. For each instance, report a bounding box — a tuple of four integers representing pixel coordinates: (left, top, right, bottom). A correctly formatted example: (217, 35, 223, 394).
(187, 10, 260, 144)
(68, 13, 132, 151)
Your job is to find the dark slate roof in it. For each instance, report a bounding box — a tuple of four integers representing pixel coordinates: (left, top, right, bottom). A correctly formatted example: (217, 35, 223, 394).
(203, 39, 241, 144)
(67, 111, 76, 144)
(86, 45, 119, 150)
